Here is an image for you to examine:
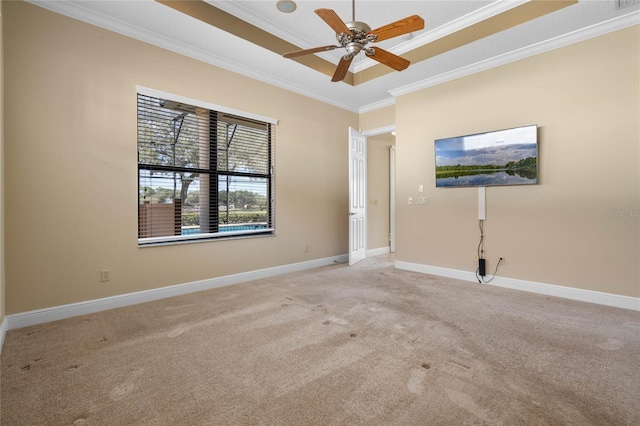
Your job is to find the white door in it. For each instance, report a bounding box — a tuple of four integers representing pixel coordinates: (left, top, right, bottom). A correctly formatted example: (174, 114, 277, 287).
(348, 127, 367, 265)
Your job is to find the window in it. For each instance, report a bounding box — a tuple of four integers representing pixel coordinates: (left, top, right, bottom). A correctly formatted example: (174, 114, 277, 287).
(137, 89, 275, 245)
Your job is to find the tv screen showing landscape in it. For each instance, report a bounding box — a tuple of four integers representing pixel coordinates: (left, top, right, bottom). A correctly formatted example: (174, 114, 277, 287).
(435, 125, 538, 188)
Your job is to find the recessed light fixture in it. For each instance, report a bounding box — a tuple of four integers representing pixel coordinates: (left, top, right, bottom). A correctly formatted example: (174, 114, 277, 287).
(276, 0, 297, 13)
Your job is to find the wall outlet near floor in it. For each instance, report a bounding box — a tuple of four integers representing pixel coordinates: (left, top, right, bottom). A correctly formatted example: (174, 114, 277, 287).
(304, 244, 310, 253)
(473, 253, 479, 262)
(499, 257, 505, 266)
(100, 269, 110, 282)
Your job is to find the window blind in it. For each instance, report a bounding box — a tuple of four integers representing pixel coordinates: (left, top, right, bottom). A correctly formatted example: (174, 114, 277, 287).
(137, 93, 274, 245)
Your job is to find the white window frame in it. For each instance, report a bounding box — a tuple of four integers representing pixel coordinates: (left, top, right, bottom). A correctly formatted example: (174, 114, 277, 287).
(137, 86, 277, 246)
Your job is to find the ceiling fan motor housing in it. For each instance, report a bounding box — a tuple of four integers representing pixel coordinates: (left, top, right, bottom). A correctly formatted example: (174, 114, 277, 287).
(337, 21, 376, 58)
(345, 21, 371, 35)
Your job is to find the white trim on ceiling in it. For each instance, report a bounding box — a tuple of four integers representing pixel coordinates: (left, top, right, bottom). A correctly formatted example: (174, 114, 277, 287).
(25, 1, 640, 114)
(27, 0, 360, 113)
(359, 97, 395, 114)
(198, 0, 530, 74)
(389, 10, 640, 99)
(353, 0, 529, 73)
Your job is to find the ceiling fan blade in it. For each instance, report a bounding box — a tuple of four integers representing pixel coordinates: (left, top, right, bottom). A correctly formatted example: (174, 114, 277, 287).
(366, 47, 410, 71)
(368, 15, 425, 42)
(315, 8, 353, 36)
(332, 56, 354, 82)
(283, 45, 340, 58)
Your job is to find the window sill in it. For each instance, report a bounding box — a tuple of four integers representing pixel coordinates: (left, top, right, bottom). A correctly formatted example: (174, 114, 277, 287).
(138, 229, 275, 247)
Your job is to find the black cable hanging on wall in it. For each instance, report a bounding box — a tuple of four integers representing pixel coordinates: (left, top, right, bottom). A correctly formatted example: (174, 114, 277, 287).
(476, 219, 503, 283)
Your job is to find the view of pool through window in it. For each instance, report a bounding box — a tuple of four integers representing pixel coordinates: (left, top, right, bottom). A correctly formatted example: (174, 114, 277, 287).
(181, 224, 268, 235)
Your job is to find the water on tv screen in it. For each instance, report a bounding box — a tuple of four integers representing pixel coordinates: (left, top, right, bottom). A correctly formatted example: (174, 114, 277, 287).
(434, 124, 538, 188)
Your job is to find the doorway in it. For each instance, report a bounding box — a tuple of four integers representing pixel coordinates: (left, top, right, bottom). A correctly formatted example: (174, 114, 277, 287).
(362, 125, 396, 256)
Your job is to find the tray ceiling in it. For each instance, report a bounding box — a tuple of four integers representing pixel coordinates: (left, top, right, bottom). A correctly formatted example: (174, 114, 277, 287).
(28, 0, 640, 112)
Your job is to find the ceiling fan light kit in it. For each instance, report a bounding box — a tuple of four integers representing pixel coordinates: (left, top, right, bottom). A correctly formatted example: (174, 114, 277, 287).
(283, 0, 424, 82)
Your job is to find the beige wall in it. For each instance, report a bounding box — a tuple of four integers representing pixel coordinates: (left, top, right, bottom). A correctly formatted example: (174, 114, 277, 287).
(359, 104, 394, 132)
(395, 25, 639, 297)
(367, 134, 394, 251)
(3, 2, 357, 314)
(3, 2, 639, 318)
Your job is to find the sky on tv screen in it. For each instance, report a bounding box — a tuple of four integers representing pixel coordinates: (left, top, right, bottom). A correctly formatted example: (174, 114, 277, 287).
(435, 126, 537, 167)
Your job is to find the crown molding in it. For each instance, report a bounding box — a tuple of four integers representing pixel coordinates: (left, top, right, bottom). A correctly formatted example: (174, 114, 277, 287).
(389, 10, 640, 98)
(24, 1, 640, 114)
(353, 0, 528, 73)
(26, 0, 360, 113)
(359, 96, 395, 114)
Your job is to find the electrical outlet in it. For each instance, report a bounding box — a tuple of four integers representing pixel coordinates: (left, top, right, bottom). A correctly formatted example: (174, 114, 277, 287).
(473, 253, 479, 261)
(408, 197, 413, 205)
(499, 257, 505, 266)
(100, 269, 110, 282)
(304, 244, 310, 253)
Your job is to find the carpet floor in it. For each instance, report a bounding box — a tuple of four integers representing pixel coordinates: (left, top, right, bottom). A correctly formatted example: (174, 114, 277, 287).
(1, 256, 639, 425)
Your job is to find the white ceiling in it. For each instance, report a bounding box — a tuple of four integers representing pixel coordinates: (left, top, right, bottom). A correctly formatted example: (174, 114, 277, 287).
(29, 0, 640, 112)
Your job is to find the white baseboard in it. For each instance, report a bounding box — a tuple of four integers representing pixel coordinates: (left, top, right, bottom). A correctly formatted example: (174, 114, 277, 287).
(6, 254, 635, 342)
(0, 317, 7, 354)
(395, 261, 640, 312)
(367, 246, 390, 257)
(5, 254, 349, 331)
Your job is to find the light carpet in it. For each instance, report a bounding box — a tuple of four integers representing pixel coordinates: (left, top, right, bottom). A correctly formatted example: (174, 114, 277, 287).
(2, 256, 639, 425)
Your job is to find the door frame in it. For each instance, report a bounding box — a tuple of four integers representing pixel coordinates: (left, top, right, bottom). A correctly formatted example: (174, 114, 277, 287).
(361, 125, 396, 254)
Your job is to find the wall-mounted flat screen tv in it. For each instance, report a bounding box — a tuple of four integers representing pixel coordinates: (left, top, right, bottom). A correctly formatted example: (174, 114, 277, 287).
(435, 124, 538, 188)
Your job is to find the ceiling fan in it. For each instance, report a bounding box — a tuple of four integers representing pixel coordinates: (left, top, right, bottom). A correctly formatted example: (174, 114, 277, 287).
(283, 0, 425, 82)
